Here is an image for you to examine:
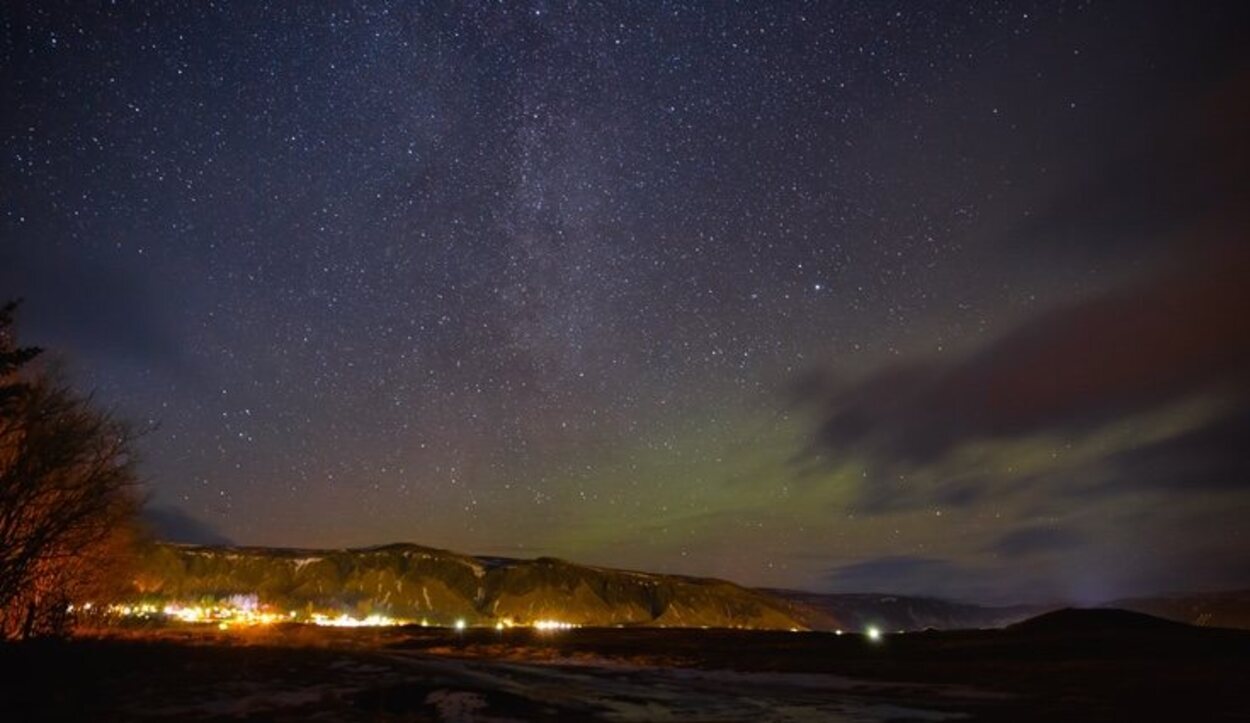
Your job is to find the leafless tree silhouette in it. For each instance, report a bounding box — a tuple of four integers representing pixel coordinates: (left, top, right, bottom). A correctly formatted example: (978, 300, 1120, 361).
(0, 301, 140, 639)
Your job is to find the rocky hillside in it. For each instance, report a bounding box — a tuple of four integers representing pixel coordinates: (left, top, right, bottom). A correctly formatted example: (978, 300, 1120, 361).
(130, 543, 806, 630)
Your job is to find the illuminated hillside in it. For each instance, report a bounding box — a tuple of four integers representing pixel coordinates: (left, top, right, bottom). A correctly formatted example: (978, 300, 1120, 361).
(128, 543, 807, 630)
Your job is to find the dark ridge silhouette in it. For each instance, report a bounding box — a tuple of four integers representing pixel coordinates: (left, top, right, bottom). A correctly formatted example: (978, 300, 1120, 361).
(1110, 589, 1250, 630)
(1008, 607, 1193, 634)
(766, 589, 1041, 631)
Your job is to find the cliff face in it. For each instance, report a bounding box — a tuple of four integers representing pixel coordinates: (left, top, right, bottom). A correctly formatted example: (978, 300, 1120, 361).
(130, 543, 806, 630)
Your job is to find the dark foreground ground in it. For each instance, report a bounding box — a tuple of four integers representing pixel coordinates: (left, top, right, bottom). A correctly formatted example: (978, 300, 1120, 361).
(2, 613, 1247, 721)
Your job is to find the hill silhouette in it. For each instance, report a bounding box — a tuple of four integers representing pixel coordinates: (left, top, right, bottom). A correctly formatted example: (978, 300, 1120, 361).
(1008, 607, 1193, 634)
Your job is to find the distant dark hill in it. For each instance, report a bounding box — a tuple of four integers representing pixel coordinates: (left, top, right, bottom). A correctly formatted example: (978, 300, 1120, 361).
(772, 589, 1250, 633)
(1009, 607, 1193, 634)
(766, 589, 1041, 632)
(129, 543, 805, 630)
(1111, 590, 1250, 630)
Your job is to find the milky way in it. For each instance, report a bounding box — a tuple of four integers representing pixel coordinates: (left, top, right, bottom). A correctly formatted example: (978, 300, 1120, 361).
(3, 1, 1248, 602)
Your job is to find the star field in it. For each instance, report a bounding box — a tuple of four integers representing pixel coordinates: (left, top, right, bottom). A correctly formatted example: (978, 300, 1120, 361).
(3, 1, 1248, 602)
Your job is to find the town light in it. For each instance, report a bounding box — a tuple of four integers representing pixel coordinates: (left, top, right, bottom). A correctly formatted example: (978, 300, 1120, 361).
(533, 619, 576, 631)
(102, 599, 406, 628)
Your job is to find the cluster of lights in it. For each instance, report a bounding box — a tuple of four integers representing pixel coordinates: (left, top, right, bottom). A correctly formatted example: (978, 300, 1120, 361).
(829, 626, 885, 641)
(532, 619, 577, 631)
(78, 599, 875, 638)
(162, 603, 295, 627)
(308, 613, 400, 628)
(87, 600, 405, 629)
(79, 599, 580, 633)
(485, 618, 577, 631)
(447, 617, 578, 632)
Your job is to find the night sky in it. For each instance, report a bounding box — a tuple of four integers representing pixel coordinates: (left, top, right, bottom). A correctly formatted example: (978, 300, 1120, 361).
(3, 1, 1248, 604)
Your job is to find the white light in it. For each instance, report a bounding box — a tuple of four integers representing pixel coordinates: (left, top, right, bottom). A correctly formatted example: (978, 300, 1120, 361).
(533, 619, 576, 631)
(105, 598, 405, 628)
(454, 618, 467, 631)
(309, 613, 399, 628)
(866, 625, 882, 642)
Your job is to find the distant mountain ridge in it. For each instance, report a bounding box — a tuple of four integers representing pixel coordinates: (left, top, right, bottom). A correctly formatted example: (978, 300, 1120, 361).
(1007, 607, 1193, 633)
(128, 543, 1250, 632)
(767, 589, 1043, 632)
(1108, 590, 1250, 630)
(131, 543, 806, 630)
(770, 589, 1250, 632)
